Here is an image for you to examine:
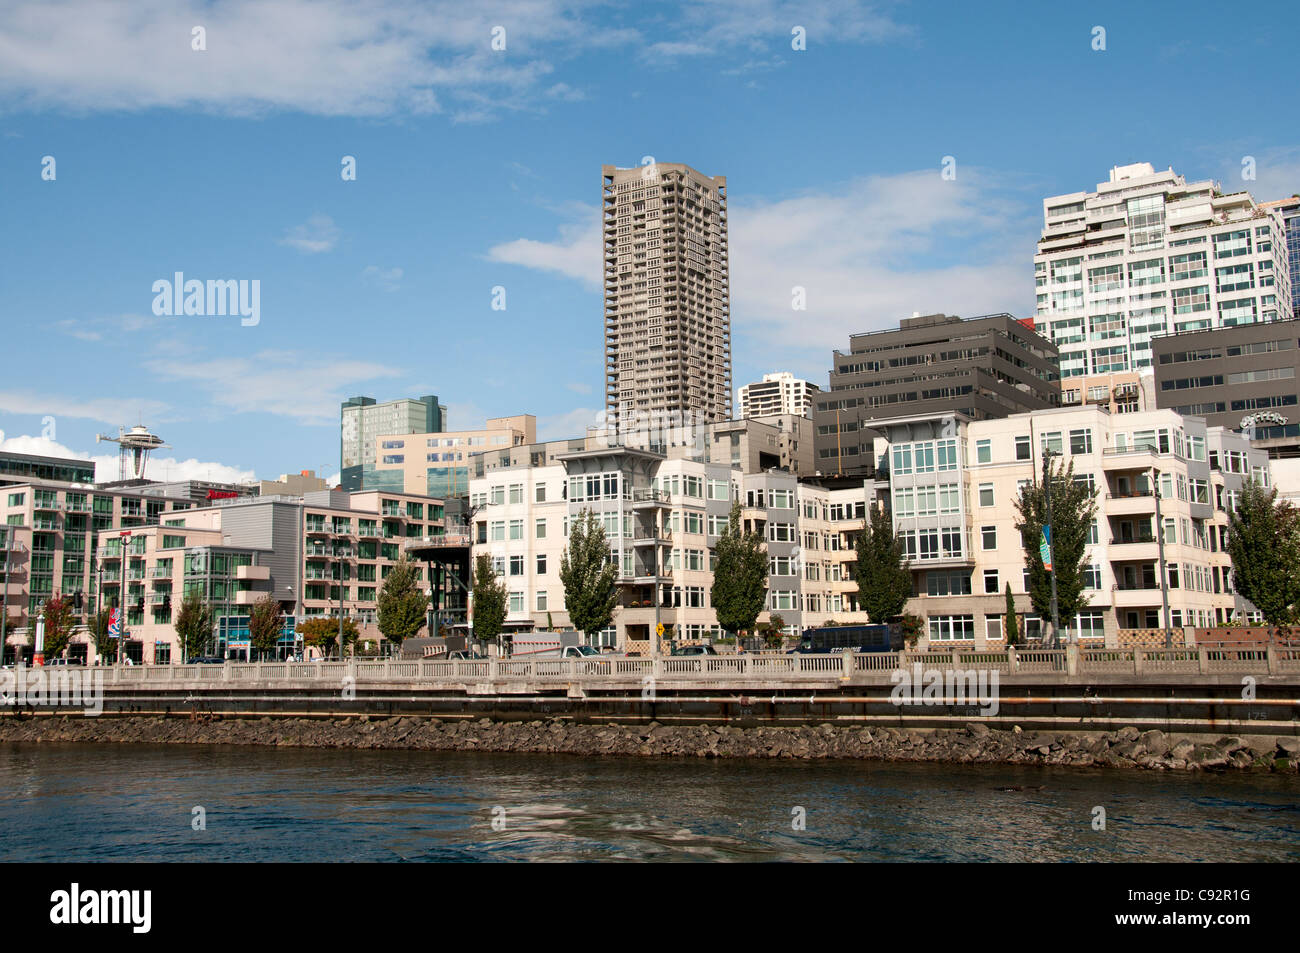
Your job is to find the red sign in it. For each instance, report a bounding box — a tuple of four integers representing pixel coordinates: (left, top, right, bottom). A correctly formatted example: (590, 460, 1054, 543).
(206, 489, 239, 500)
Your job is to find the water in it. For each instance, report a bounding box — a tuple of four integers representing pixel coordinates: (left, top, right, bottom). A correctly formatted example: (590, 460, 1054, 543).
(1, 743, 1297, 862)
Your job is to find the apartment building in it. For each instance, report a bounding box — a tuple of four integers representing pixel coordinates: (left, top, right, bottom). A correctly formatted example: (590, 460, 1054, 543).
(0, 449, 95, 488)
(1260, 196, 1300, 318)
(870, 407, 1268, 648)
(341, 394, 447, 491)
(371, 414, 536, 497)
(468, 444, 874, 647)
(1034, 163, 1293, 381)
(1, 481, 195, 621)
(1153, 318, 1300, 457)
(814, 312, 1060, 476)
(738, 372, 820, 419)
(1, 483, 450, 663)
(603, 162, 731, 430)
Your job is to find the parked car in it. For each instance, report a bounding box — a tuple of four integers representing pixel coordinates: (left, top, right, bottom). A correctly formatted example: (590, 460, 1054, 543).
(447, 650, 487, 661)
(670, 644, 719, 657)
(189, 656, 226, 664)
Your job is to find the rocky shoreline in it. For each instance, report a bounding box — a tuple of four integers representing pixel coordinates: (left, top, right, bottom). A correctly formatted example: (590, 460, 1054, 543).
(2, 714, 1298, 772)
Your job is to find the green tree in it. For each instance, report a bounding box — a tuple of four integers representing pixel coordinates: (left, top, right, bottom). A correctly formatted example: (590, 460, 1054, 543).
(1004, 583, 1019, 647)
(377, 557, 429, 648)
(711, 501, 768, 638)
(1227, 479, 1300, 627)
(173, 590, 213, 661)
(85, 607, 112, 663)
(1015, 456, 1098, 641)
(559, 509, 619, 640)
(297, 616, 359, 656)
(853, 504, 912, 623)
(248, 594, 283, 660)
(40, 594, 77, 660)
(471, 553, 507, 646)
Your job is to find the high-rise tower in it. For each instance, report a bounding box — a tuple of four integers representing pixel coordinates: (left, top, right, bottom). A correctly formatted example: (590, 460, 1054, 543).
(603, 162, 731, 433)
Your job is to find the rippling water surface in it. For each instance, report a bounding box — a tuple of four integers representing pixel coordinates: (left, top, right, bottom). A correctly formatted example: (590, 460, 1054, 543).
(1, 743, 1297, 861)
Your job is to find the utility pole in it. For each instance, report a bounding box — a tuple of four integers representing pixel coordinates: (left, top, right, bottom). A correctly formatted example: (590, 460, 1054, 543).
(1152, 466, 1173, 648)
(1043, 451, 1062, 647)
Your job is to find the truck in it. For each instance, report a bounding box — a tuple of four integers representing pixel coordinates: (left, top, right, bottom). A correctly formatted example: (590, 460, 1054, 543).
(509, 632, 602, 660)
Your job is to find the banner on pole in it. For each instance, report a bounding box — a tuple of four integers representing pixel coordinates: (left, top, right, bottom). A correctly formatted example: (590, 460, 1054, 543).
(1040, 526, 1053, 571)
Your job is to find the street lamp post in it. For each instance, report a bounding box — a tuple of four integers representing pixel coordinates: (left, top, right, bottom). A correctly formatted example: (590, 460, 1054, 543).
(1152, 466, 1173, 648)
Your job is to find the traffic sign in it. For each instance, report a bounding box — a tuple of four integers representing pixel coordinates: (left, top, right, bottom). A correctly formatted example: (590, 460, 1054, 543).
(656, 623, 665, 636)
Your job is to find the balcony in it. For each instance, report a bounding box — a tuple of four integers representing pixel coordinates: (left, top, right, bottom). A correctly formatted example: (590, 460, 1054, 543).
(236, 564, 271, 581)
(150, 565, 172, 578)
(1101, 447, 1161, 470)
(631, 488, 671, 507)
(1107, 491, 1157, 515)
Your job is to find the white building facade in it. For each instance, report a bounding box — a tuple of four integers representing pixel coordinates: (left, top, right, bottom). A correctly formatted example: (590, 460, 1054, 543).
(1034, 163, 1293, 381)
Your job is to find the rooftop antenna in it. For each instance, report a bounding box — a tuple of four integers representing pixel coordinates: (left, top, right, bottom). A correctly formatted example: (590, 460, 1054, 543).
(96, 423, 169, 482)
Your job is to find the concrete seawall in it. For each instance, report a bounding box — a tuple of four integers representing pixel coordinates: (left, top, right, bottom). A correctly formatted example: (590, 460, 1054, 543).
(3, 713, 1298, 773)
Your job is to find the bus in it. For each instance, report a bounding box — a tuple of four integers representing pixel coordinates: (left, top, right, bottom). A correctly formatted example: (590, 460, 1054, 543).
(794, 624, 902, 654)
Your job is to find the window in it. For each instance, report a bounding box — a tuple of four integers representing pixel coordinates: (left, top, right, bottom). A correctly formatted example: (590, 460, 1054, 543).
(976, 439, 991, 464)
(509, 592, 524, 614)
(536, 591, 548, 612)
(509, 555, 524, 576)
(509, 520, 523, 540)
(983, 569, 999, 594)
(535, 519, 547, 539)
(1069, 429, 1092, 455)
(536, 554, 547, 575)
(535, 484, 546, 503)
(1041, 432, 1063, 455)
(981, 526, 997, 550)
(509, 484, 523, 504)
(928, 615, 975, 641)
(986, 617, 1004, 641)
(1015, 436, 1031, 461)
(979, 483, 994, 507)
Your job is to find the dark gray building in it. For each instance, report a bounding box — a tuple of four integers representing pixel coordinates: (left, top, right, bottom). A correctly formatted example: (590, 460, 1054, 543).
(0, 449, 96, 488)
(1153, 318, 1300, 457)
(813, 312, 1060, 476)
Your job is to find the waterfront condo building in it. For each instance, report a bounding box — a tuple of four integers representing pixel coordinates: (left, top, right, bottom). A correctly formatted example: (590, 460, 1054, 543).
(738, 372, 820, 420)
(868, 407, 1268, 647)
(340, 394, 447, 491)
(603, 162, 731, 433)
(813, 312, 1060, 477)
(1, 482, 451, 664)
(1033, 163, 1293, 382)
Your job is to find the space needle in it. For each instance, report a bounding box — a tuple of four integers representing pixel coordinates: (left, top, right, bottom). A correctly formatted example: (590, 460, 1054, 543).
(96, 424, 169, 482)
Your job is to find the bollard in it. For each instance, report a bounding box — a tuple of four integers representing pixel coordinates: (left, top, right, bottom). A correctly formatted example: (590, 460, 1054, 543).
(841, 648, 852, 681)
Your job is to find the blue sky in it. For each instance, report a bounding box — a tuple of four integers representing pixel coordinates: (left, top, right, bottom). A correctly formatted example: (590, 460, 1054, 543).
(0, 0, 1296, 483)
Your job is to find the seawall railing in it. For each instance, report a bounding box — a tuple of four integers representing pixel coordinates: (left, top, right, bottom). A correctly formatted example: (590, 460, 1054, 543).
(78, 644, 1300, 687)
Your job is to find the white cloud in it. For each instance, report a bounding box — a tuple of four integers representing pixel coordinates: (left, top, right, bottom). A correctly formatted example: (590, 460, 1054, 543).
(0, 391, 170, 425)
(564, 380, 593, 395)
(55, 312, 169, 342)
(0, 0, 632, 119)
(280, 214, 340, 254)
(142, 350, 401, 426)
(1222, 146, 1300, 205)
(486, 168, 1036, 362)
(536, 406, 603, 441)
(644, 0, 910, 61)
(0, 434, 254, 484)
(362, 265, 404, 292)
(486, 203, 601, 287)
